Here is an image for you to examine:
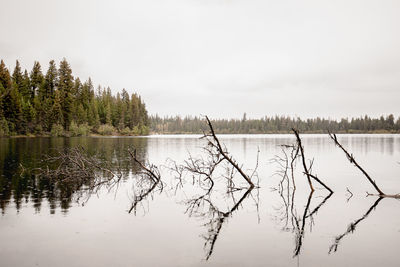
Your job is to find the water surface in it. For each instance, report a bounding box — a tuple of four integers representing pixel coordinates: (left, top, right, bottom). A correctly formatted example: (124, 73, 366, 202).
(0, 135, 399, 267)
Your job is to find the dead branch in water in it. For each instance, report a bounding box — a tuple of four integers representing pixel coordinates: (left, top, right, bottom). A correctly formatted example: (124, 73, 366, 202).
(21, 147, 124, 206)
(202, 116, 255, 188)
(272, 144, 333, 257)
(128, 149, 163, 214)
(328, 132, 400, 198)
(31, 147, 122, 190)
(168, 150, 223, 195)
(328, 132, 384, 195)
(292, 128, 333, 193)
(168, 116, 258, 197)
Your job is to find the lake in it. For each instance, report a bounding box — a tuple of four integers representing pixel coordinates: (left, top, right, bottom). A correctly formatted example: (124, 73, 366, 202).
(0, 134, 399, 267)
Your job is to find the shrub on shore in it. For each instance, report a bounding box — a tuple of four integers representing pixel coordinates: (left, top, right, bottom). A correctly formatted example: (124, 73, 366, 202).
(98, 124, 116, 135)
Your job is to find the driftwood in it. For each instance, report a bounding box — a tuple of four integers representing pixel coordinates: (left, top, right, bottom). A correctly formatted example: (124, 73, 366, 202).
(21, 147, 124, 207)
(328, 132, 400, 198)
(292, 128, 333, 193)
(30, 147, 122, 190)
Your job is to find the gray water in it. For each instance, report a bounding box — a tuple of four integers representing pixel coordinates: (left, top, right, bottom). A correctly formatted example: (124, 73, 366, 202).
(0, 134, 399, 267)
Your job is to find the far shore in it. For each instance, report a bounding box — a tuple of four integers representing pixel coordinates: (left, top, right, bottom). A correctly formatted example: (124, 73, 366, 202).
(1, 129, 399, 138)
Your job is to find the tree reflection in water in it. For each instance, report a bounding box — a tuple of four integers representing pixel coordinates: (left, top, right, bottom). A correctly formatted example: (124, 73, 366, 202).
(0, 137, 148, 214)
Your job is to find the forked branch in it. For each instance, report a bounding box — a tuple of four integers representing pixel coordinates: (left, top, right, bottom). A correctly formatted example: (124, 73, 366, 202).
(292, 128, 333, 193)
(204, 116, 254, 188)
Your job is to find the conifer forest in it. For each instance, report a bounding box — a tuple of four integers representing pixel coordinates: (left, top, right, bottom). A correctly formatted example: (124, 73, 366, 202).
(0, 59, 149, 137)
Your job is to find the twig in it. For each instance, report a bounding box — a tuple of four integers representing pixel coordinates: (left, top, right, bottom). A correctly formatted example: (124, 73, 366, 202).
(346, 187, 353, 202)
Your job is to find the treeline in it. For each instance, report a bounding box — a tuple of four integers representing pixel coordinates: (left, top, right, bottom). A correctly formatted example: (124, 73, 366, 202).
(0, 59, 149, 137)
(150, 114, 400, 134)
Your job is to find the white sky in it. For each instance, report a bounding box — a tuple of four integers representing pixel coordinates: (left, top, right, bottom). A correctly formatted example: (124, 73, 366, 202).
(1, 0, 399, 119)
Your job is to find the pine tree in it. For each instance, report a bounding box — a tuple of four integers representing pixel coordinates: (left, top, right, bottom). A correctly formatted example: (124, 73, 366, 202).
(21, 99, 36, 133)
(43, 60, 57, 99)
(19, 70, 31, 101)
(51, 90, 64, 127)
(12, 60, 23, 90)
(58, 58, 73, 130)
(30, 61, 43, 101)
(105, 102, 112, 125)
(3, 83, 22, 133)
(80, 78, 93, 111)
(0, 60, 12, 91)
(0, 83, 5, 118)
(0, 60, 12, 119)
(88, 98, 100, 128)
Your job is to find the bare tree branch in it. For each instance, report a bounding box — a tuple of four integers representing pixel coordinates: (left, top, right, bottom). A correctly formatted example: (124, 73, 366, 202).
(328, 131, 385, 195)
(292, 128, 333, 193)
(203, 116, 255, 188)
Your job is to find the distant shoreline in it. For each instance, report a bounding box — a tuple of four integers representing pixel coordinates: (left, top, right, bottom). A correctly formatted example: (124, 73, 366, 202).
(2, 130, 399, 138)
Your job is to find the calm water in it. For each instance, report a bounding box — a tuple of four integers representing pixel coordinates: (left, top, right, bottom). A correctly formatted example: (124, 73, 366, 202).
(0, 135, 399, 267)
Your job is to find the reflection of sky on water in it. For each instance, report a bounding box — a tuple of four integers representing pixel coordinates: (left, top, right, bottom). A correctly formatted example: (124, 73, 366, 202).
(0, 135, 399, 267)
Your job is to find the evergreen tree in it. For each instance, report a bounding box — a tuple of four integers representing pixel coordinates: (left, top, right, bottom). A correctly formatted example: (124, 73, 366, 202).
(88, 98, 100, 128)
(58, 58, 74, 130)
(0, 60, 12, 119)
(43, 60, 57, 99)
(30, 61, 43, 101)
(21, 99, 36, 133)
(19, 70, 31, 101)
(51, 90, 64, 127)
(12, 60, 23, 90)
(0, 60, 12, 91)
(2, 83, 22, 133)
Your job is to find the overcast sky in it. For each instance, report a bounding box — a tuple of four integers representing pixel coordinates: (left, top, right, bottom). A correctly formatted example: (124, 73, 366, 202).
(1, 0, 399, 119)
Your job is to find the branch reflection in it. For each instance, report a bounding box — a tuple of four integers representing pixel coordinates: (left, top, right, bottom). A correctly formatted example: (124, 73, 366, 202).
(185, 187, 257, 260)
(272, 144, 333, 257)
(329, 197, 383, 253)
